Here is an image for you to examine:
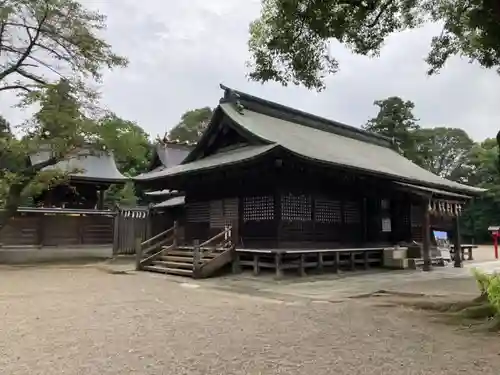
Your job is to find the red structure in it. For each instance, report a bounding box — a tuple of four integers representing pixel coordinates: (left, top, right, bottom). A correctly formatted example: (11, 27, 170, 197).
(489, 226, 500, 259)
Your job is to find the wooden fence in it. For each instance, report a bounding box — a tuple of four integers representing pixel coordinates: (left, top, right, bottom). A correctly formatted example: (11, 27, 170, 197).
(0, 208, 115, 247)
(0, 206, 178, 256)
(112, 206, 150, 255)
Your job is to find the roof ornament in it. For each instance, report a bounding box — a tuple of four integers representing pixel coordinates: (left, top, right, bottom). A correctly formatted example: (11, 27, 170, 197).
(222, 88, 245, 115)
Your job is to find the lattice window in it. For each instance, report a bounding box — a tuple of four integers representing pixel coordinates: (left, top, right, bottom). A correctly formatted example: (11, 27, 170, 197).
(314, 199, 342, 224)
(281, 194, 312, 222)
(410, 204, 421, 227)
(186, 201, 209, 223)
(243, 196, 274, 222)
(343, 201, 361, 224)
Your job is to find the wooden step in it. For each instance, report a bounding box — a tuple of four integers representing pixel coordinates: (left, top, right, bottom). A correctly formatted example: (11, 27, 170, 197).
(153, 260, 193, 269)
(161, 255, 193, 262)
(143, 265, 193, 277)
(166, 250, 194, 257)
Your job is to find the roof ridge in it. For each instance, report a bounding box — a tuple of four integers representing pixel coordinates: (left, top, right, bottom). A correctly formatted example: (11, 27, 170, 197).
(220, 84, 395, 149)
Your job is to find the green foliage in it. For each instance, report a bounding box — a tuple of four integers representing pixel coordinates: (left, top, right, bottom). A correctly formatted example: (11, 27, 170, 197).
(0, 0, 128, 94)
(471, 268, 494, 295)
(105, 182, 137, 207)
(363, 97, 421, 162)
(0, 0, 129, 228)
(248, 0, 500, 90)
(0, 116, 12, 138)
(99, 114, 152, 177)
(487, 275, 500, 315)
(167, 107, 213, 143)
(414, 127, 474, 182)
(0, 80, 142, 227)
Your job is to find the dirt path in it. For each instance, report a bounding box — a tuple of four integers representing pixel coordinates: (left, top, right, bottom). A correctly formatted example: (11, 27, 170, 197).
(0, 266, 499, 375)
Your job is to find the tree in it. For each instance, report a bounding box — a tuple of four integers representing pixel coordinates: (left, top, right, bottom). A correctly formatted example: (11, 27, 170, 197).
(248, 0, 500, 90)
(0, 0, 127, 94)
(0, 80, 127, 230)
(99, 114, 152, 177)
(98, 114, 152, 207)
(105, 182, 137, 207)
(0, 116, 12, 138)
(167, 107, 213, 143)
(363, 96, 421, 163)
(461, 139, 500, 242)
(415, 127, 474, 182)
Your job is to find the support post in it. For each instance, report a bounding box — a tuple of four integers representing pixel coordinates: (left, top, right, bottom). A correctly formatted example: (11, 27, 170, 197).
(453, 216, 462, 268)
(98, 190, 105, 210)
(298, 254, 306, 277)
(317, 252, 324, 272)
(135, 237, 143, 271)
(334, 252, 340, 274)
(253, 254, 260, 276)
(193, 239, 201, 278)
(112, 210, 120, 256)
(275, 252, 283, 279)
(422, 198, 432, 272)
(494, 232, 498, 260)
(173, 220, 178, 248)
(232, 251, 242, 274)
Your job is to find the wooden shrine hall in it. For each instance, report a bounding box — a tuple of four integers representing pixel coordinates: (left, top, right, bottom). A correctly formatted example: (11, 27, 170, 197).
(134, 84, 484, 278)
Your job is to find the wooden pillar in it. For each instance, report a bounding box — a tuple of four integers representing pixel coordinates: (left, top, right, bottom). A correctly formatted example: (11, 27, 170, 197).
(98, 189, 105, 210)
(453, 216, 462, 268)
(334, 252, 340, 274)
(253, 254, 260, 276)
(112, 209, 120, 255)
(422, 198, 432, 272)
(275, 252, 283, 279)
(317, 252, 324, 272)
(193, 239, 201, 278)
(173, 220, 178, 248)
(298, 254, 306, 277)
(134, 237, 143, 271)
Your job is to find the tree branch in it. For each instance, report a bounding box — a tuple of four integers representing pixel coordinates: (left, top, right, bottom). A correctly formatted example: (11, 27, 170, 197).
(367, 0, 395, 28)
(0, 84, 32, 92)
(0, 4, 49, 82)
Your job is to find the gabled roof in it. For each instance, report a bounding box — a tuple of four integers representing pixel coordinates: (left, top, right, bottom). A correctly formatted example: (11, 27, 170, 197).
(30, 147, 126, 184)
(136, 84, 484, 196)
(149, 141, 193, 172)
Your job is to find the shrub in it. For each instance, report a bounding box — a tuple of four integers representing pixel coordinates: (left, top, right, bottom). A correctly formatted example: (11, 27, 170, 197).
(471, 268, 493, 296)
(487, 276, 500, 315)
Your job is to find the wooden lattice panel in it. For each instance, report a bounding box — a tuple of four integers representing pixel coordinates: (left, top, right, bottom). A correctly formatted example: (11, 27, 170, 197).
(210, 200, 225, 228)
(410, 204, 421, 227)
(343, 201, 361, 224)
(224, 198, 239, 223)
(281, 194, 312, 222)
(314, 199, 342, 223)
(209, 198, 240, 228)
(186, 201, 209, 223)
(243, 196, 274, 222)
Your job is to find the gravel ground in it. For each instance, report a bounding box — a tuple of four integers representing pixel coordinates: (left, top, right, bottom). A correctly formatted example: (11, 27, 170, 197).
(1, 266, 500, 375)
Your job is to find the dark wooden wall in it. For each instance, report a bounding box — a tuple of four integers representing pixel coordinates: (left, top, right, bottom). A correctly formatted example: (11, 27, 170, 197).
(173, 149, 462, 249)
(0, 212, 114, 247)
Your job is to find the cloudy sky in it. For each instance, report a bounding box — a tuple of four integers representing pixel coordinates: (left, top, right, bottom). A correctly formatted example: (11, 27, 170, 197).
(2, 0, 499, 141)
